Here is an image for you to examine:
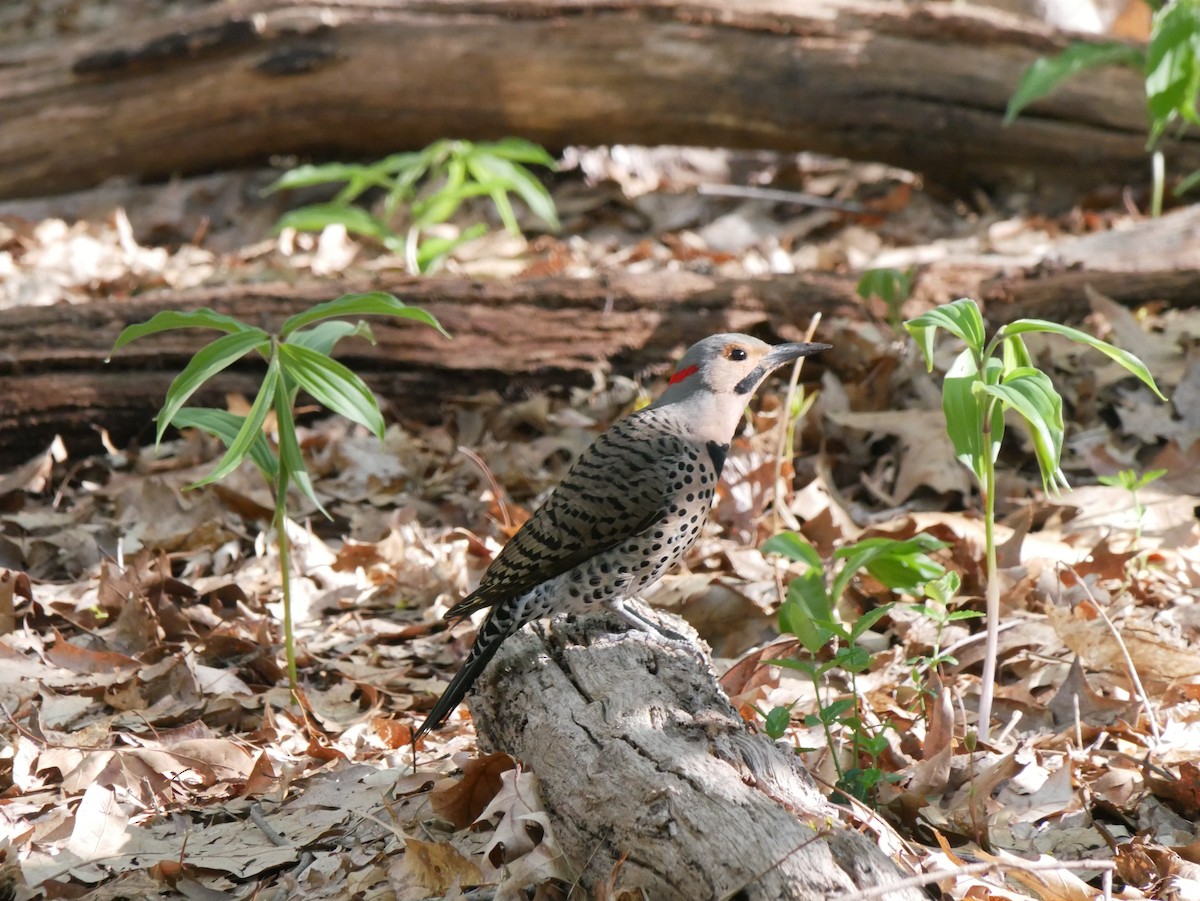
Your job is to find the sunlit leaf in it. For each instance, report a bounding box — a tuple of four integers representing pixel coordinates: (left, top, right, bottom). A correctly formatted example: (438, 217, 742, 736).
(981, 367, 1069, 495)
(276, 203, 393, 242)
(171, 407, 278, 480)
(278, 343, 385, 438)
(281, 291, 448, 338)
(287, 320, 376, 356)
(1005, 42, 1144, 125)
(1002, 318, 1167, 399)
(109, 308, 254, 357)
(273, 374, 329, 518)
(762, 532, 823, 569)
(156, 328, 270, 446)
(905, 297, 987, 367)
(941, 349, 1003, 486)
(189, 358, 281, 488)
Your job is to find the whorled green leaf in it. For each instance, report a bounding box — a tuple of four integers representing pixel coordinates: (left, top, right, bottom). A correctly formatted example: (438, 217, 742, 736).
(109, 308, 254, 358)
(981, 367, 1069, 495)
(922, 570, 961, 607)
(847, 604, 895, 645)
(1002, 318, 1167, 400)
(263, 162, 392, 195)
(832, 535, 947, 602)
(1005, 41, 1145, 125)
(779, 572, 838, 653)
(170, 407, 278, 481)
(287, 320, 376, 356)
(764, 705, 792, 740)
(479, 137, 559, 168)
(465, 153, 560, 230)
(762, 532, 823, 569)
(272, 373, 329, 518)
(856, 267, 914, 304)
(276, 203, 394, 242)
(415, 223, 488, 272)
(189, 358, 281, 489)
(1176, 167, 1200, 196)
(155, 328, 270, 447)
(905, 297, 988, 368)
(942, 349, 1004, 487)
(277, 343, 385, 438)
(280, 292, 448, 339)
(1001, 333, 1034, 376)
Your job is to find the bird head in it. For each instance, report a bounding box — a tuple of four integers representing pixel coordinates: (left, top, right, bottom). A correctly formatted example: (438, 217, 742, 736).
(651, 333, 830, 441)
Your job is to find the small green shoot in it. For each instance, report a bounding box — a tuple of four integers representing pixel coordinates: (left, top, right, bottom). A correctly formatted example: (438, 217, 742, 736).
(857, 266, 917, 330)
(905, 297, 1165, 741)
(1098, 466, 1167, 544)
(909, 571, 982, 681)
(265, 138, 560, 273)
(108, 293, 449, 692)
(1005, 1, 1200, 216)
(763, 531, 947, 805)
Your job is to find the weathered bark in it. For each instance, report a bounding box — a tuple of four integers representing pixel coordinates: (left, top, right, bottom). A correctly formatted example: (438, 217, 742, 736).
(2, 0, 1195, 201)
(468, 612, 923, 900)
(0, 271, 859, 466)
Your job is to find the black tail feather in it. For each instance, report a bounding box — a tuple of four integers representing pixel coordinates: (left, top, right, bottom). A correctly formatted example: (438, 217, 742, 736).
(413, 611, 512, 741)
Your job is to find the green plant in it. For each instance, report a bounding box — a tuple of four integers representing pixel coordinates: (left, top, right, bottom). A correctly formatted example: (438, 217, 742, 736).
(905, 297, 1165, 741)
(265, 138, 560, 273)
(908, 571, 981, 682)
(857, 266, 917, 330)
(1005, 0, 1200, 216)
(108, 293, 448, 691)
(1098, 466, 1167, 544)
(762, 531, 947, 804)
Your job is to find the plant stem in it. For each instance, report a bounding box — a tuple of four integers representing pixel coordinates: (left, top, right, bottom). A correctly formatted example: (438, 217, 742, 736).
(977, 450, 999, 744)
(274, 476, 298, 693)
(1151, 150, 1164, 219)
(811, 668, 845, 783)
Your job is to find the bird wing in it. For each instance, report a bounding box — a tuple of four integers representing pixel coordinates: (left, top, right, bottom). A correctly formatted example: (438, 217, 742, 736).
(446, 420, 686, 619)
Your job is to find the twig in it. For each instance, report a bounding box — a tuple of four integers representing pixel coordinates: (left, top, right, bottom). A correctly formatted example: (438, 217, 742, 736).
(1059, 563, 1161, 745)
(249, 803, 289, 847)
(836, 857, 1116, 901)
(771, 314, 822, 534)
(698, 183, 867, 213)
(458, 445, 514, 531)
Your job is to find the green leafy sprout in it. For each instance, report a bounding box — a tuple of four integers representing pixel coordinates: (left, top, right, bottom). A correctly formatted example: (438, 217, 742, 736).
(265, 138, 560, 273)
(1098, 466, 1167, 545)
(905, 297, 1166, 742)
(762, 531, 947, 805)
(1005, 0, 1200, 216)
(856, 266, 917, 331)
(108, 292, 449, 692)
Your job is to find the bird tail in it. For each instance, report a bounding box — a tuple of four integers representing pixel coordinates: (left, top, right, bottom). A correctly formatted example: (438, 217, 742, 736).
(413, 610, 513, 741)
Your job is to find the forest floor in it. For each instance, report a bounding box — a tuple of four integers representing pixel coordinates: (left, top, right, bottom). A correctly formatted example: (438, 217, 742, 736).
(2, 146, 1200, 900)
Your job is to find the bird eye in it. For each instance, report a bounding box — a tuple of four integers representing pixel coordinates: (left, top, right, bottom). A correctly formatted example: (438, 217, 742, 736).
(726, 346, 748, 361)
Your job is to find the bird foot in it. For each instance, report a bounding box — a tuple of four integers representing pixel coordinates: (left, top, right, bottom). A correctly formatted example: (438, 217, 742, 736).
(605, 598, 694, 647)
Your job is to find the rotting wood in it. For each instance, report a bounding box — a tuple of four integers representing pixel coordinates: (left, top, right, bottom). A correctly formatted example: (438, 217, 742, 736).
(1, 0, 1196, 200)
(467, 611, 925, 901)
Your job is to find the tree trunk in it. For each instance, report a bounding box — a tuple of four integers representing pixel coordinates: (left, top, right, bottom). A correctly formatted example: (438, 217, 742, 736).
(1, 0, 1193, 201)
(468, 612, 924, 900)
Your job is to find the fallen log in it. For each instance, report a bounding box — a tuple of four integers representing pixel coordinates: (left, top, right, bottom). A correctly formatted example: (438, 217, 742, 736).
(467, 611, 924, 900)
(1, 0, 1195, 200)
(0, 271, 860, 466)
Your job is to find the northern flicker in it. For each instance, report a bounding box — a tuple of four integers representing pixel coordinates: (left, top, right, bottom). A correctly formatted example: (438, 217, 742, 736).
(414, 333, 829, 739)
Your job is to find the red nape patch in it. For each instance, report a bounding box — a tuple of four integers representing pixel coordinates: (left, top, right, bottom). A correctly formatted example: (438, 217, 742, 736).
(669, 364, 699, 385)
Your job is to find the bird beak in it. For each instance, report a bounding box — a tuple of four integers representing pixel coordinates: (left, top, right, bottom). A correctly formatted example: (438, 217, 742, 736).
(764, 341, 832, 369)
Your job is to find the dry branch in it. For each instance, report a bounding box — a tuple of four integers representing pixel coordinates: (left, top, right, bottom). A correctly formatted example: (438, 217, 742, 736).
(468, 612, 924, 900)
(2, 0, 1197, 200)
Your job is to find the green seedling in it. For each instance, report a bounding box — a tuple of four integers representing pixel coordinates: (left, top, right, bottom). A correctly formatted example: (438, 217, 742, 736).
(1098, 466, 1167, 545)
(763, 531, 947, 804)
(265, 138, 560, 273)
(109, 293, 448, 691)
(857, 266, 917, 330)
(905, 297, 1165, 741)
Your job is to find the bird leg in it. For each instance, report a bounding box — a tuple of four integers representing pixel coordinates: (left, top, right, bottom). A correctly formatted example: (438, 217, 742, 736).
(604, 596, 689, 643)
